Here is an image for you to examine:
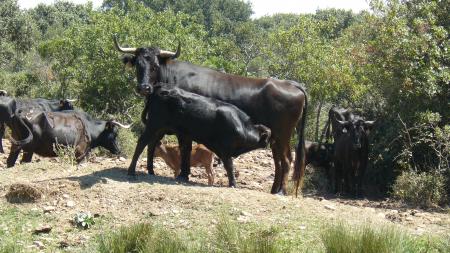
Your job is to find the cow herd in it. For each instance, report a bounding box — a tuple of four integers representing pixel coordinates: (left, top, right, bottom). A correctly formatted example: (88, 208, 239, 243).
(0, 35, 375, 197)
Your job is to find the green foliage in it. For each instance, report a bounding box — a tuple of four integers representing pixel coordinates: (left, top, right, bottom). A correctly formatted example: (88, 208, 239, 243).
(98, 223, 189, 253)
(321, 222, 450, 253)
(392, 171, 447, 207)
(98, 218, 290, 253)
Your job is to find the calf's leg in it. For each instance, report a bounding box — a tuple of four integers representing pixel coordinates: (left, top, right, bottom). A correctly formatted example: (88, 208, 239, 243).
(129, 128, 159, 176)
(206, 156, 214, 185)
(176, 134, 192, 182)
(0, 123, 5, 153)
(222, 157, 237, 187)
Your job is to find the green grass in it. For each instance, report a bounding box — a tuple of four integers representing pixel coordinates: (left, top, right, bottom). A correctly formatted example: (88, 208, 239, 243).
(321, 222, 450, 253)
(98, 217, 291, 253)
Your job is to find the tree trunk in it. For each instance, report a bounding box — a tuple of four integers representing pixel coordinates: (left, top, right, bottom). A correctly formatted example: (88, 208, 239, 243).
(314, 101, 323, 142)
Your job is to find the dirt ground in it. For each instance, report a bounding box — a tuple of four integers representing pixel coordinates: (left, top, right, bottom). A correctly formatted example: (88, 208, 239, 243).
(0, 139, 449, 252)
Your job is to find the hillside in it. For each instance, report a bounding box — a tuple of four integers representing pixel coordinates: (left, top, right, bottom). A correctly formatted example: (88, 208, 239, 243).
(0, 140, 449, 252)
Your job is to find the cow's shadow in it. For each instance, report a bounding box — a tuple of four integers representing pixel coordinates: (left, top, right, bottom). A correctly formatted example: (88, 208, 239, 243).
(64, 167, 209, 190)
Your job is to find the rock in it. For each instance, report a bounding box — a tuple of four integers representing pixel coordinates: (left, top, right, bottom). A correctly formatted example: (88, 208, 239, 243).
(59, 241, 70, 249)
(33, 241, 45, 249)
(240, 211, 252, 217)
(119, 157, 126, 162)
(43, 206, 56, 213)
(62, 194, 69, 199)
(324, 205, 336, 211)
(66, 200, 75, 208)
(405, 217, 414, 221)
(237, 215, 250, 223)
(299, 225, 306, 230)
(33, 225, 52, 234)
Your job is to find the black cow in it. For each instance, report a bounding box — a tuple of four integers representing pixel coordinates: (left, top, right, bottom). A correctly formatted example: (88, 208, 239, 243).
(6, 110, 129, 167)
(323, 107, 356, 143)
(129, 86, 271, 187)
(0, 90, 8, 153)
(0, 95, 75, 153)
(0, 96, 33, 154)
(114, 36, 307, 195)
(333, 117, 374, 196)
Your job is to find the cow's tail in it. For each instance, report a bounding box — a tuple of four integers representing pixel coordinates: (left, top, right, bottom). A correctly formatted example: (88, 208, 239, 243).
(10, 115, 33, 147)
(292, 85, 308, 197)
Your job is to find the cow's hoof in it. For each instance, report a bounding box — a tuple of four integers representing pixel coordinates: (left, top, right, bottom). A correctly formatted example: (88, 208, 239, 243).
(176, 175, 189, 182)
(147, 169, 155, 175)
(275, 190, 287, 196)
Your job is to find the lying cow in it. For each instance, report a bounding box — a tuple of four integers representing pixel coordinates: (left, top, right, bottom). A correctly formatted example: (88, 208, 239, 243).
(128, 86, 271, 187)
(155, 142, 215, 185)
(305, 140, 333, 168)
(333, 117, 374, 196)
(0, 94, 75, 153)
(6, 110, 129, 167)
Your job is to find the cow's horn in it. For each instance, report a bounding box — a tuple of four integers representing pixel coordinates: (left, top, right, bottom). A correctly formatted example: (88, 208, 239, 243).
(159, 41, 181, 58)
(66, 98, 77, 102)
(111, 121, 131, 129)
(0, 90, 7, 96)
(113, 34, 137, 53)
(337, 120, 350, 126)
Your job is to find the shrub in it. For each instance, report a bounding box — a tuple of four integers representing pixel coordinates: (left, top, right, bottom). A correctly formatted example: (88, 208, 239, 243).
(116, 128, 137, 158)
(321, 222, 450, 253)
(98, 223, 188, 253)
(392, 171, 447, 207)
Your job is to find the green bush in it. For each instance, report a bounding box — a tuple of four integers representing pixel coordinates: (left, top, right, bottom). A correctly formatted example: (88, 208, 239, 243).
(321, 222, 450, 253)
(98, 218, 290, 253)
(117, 128, 138, 158)
(98, 223, 188, 253)
(392, 171, 447, 207)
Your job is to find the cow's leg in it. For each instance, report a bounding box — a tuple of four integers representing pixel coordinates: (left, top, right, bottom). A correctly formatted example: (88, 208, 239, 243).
(21, 151, 33, 163)
(222, 157, 236, 187)
(334, 161, 342, 194)
(0, 123, 5, 153)
(128, 128, 156, 176)
(176, 134, 192, 182)
(146, 142, 158, 175)
(279, 143, 293, 195)
(6, 145, 21, 168)
(270, 143, 283, 194)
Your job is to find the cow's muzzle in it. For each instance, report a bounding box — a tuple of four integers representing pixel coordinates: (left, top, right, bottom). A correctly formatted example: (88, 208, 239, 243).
(137, 84, 153, 96)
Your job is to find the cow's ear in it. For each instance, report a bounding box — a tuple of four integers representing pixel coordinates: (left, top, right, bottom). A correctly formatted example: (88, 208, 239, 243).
(59, 100, 64, 106)
(122, 55, 136, 68)
(105, 121, 113, 130)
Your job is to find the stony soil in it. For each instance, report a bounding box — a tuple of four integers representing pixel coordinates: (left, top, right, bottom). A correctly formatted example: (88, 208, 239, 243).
(0, 139, 449, 252)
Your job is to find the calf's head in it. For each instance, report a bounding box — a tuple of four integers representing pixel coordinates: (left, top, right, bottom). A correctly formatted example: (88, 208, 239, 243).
(255, 124, 271, 147)
(114, 35, 180, 96)
(337, 119, 374, 149)
(0, 90, 7, 96)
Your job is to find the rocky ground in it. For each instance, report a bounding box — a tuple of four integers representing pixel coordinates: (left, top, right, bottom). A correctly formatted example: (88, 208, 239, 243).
(0, 139, 449, 252)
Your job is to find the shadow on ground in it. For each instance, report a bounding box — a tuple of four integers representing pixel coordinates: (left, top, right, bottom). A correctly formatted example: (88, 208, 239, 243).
(62, 167, 210, 189)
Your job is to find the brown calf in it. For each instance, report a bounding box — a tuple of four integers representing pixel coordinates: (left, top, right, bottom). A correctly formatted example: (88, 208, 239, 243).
(154, 143, 215, 185)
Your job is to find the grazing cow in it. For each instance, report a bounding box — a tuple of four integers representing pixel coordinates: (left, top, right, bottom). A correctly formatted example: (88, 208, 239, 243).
(0, 95, 75, 154)
(128, 86, 271, 187)
(0, 90, 8, 153)
(114, 36, 307, 195)
(333, 118, 374, 196)
(5, 110, 129, 167)
(0, 97, 34, 154)
(155, 142, 215, 185)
